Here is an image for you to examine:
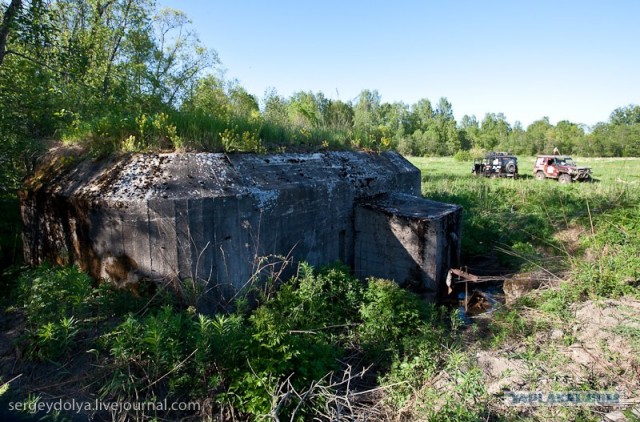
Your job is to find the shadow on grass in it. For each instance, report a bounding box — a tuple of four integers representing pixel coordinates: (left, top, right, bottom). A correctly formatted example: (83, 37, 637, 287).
(419, 177, 598, 273)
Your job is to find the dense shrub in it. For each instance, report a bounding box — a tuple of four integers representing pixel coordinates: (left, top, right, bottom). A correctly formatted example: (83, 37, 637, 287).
(358, 278, 437, 360)
(93, 263, 453, 418)
(453, 149, 473, 162)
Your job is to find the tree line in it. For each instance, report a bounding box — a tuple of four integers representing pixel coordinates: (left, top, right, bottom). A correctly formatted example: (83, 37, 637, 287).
(1, 0, 639, 193)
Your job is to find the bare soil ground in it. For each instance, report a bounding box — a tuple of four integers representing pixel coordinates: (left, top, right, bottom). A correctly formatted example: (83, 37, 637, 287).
(473, 297, 640, 420)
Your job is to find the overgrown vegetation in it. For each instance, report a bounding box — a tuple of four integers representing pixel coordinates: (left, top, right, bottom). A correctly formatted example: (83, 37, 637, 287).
(1, 1, 639, 200)
(1, 1, 639, 419)
(2, 157, 638, 420)
(2, 262, 463, 420)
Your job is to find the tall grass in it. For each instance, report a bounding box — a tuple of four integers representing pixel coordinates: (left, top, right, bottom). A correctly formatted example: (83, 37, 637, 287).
(171, 110, 357, 153)
(410, 154, 640, 346)
(69, 109, 358, 154)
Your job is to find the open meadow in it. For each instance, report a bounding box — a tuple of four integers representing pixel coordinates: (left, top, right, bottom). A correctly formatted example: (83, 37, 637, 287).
(407, 155, 640, 420)
(408, 156, 640, 268)
(409, 156, 640, 184)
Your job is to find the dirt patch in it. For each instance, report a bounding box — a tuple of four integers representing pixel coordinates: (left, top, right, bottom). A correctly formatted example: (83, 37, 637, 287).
(472, 297, 640, 418)
(566, 298, 640, 389)
(476, 350, 528, 394)
(553, 226, 586, 255)
(502, 271, 547, 305)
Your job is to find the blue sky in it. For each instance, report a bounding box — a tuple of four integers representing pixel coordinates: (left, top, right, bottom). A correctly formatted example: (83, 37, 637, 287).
(158, 0, 639, 128)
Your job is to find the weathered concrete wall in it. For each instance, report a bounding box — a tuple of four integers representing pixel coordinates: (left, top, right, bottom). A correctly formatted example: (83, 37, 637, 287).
(21, 150, 461, 310)
(354, 193, 462, 299)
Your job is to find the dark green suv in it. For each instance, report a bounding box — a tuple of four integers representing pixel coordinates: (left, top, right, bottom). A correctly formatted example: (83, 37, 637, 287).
(472, 152, 518, 178)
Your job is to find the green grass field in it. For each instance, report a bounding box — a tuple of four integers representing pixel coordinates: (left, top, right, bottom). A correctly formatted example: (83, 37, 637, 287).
(404, 156, 640, 421)
(408, 155, 640, 184)
(407, 154, 640, 281)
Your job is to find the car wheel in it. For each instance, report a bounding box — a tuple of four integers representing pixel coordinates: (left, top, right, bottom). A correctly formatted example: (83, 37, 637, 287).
(558, 173, 572, 184)
(505, 161, 516, 173)
(535, 171, 545, 181)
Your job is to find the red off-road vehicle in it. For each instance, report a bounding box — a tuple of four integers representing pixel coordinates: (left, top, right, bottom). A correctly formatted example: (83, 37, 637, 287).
(534, 155, 591, 183)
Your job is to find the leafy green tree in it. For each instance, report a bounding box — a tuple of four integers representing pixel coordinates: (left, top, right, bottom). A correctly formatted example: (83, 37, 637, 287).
(577, 122, 606, 156)
(433, 97, 459, 155)
(554, 120, 584, 155)
(586, 122, 640, 157)
(0, 0, 22, 66)
(288, 91, 323, 128)
(377, 101, 408, 150)
(182, 74, 232, 120)
(409, 98, 433, 132)
(353, 89, 381, 147)
(147, 7, 218, 107)
(619, 125, 640, 156)
(525, 117, 554, 155)
(324, 99, 353, 132)
(228, 83, 259, 119)
(435, 97, 454, 121)
(459, 114, 479, 149)
(262, 87, 289, 126)
(609, 104, 640, 125)
(503, 120, 527, 154)
(479, 113, 511, 151)
(600, 105, 640, 156)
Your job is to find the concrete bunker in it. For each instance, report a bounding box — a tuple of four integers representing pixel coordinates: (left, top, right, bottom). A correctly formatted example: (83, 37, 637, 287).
(21, 150, 462, 311)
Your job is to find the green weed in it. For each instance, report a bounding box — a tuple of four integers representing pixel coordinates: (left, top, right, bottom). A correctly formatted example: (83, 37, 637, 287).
(17, 265, 93, 327)
(30, 316, 80, 361)
(486, 308, 532, 348)
(416, 350, 488, 421)
(358, 278, 439, 361)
